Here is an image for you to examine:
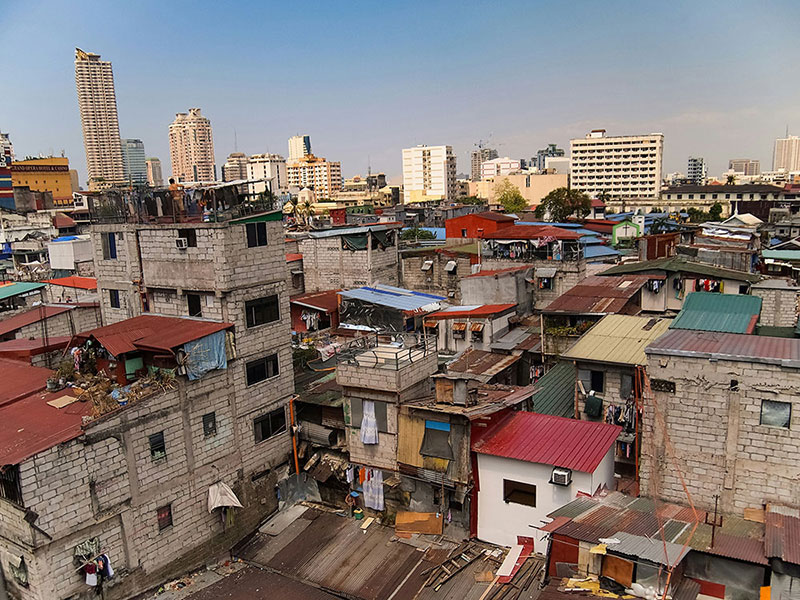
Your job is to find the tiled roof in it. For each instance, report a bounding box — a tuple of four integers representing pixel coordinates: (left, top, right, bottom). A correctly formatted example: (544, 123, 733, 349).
(562, 314, 672, 366)
(670, 291, 761, 334)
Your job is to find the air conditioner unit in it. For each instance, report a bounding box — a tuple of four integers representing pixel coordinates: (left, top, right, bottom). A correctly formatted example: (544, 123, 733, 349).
(551, 467, 572, 486)
(175, 237, 189, 250)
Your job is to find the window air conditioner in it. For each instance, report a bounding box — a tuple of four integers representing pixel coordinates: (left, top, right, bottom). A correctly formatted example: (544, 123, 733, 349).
(175, 237, 189, 250)
(551, 467, 572, 486)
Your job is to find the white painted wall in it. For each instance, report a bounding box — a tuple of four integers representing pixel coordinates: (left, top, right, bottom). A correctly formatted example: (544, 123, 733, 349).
(435, 313, 511, 353)
(476, 447, 616, 554)
(47, 238, 92, 271)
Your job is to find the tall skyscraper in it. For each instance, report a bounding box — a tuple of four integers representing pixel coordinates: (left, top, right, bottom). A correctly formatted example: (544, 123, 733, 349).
(570, 129, 664, 199)
(169, 108, 215, 182)
(120, 138, 147, 185)
(288, 135, 312, 161)
(687, 156, 707, 185)
(773, 135, 800, 172)
(470, 148, 498, 181)
(74, 48, 125, 190)
(729, 158, 760, 176)
(534, 143, 565, 171)
(0, 133, 14, 164)
(402, 145, 457, 203)
(221, 152, 248, 182)
(146, 157, 163, 187)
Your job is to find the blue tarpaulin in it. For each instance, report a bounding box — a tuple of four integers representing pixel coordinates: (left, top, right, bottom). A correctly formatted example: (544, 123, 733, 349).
(184, 330, 227, 380)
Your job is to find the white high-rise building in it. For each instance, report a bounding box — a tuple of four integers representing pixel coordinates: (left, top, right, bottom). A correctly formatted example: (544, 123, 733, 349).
(247, 154, 287, 196)
(402, 145, 457, 203)
(0, 133, 14, 164)
(480, 157, 521, 179)
(773, 136, 800, 172)
(221, 152, 248, 182)
(120, 138, 147, 185)
(169, 108, 215, 182)
(687, 156, 707, 185)
(74, 48, 125, 190)
(570, 129, 664, 199)
(288, 135, 312, 161)
(146, 157, 163, 187)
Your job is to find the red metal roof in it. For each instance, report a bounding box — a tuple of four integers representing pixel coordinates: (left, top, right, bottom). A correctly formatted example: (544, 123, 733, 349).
(53, 213, 76, 228)
(0, 305, 73, 337)
(449, 211, 515, 223)
(0, 358, 52, 406)
(766, 511, 800, 565)
(481, 225, 582, 240)
(286, 253, 303, 262)
(75, 315, 233, 357)
(425, 304, 517, 320)
(543, 275, 651, 314)
(0, 336, 71, 360)
(45, 275, 97, 290)
(291, 289, 341, 313)
(463, 265, 533, 278)
(0, 386, 92, 466)
(646, 329, 800, 366)
(472, 412, 621, 472)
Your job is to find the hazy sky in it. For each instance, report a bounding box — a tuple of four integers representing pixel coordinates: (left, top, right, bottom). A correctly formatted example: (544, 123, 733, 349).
(4, 0, 800, 186)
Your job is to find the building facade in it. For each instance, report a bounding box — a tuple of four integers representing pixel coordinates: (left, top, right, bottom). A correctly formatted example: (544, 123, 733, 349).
(74, 48, 125, 190)
(120, 139, 147, 186)
(168, 108, 215, 183)
(729, 158, 761, 176)
(570, 129, 664, 200)
(221, 152, 248, 182)
(288, 135, 311, 161)
(470, 148, 498, 181)
(402, 145, 457, 203)
(145, 158, 163, 187)
(10, 157, 73, 205)
(247, 154, 287, 196)
(534, 143, 565, 171)
(480, 157, 521, 179)
(0, 132, 14, 163)
(686, 156, 706, 185)
(286, 155, 341, 198)
(773, 135, 800, 172)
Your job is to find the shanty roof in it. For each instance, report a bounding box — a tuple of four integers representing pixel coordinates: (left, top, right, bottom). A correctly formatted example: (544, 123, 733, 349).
(405, 384, 536, 419)
(306, 223, 399, 238)
(462, 265, 533, 278)
(0, 336, 72, 360)
(285, 253, 303, 262)
(472, 411, 620, 472)
(45, 275, 98, 290)
(583, 244, 621, 260)
(670, 292, 761, 334)
(562, 314, 672, 366)
(531, 362, 576, 418)
(0, 282, 45, 301)
(765, 506, 800, 566)
(490, 328, 541, 353)
(338, 284, 445, 314)
(74, 315, 233, 357)
(0, 304, 73, 337)
(425, 304, 517, 320)
(543, 275, 651, 315)
(53, 212, 77, 229)
(763, 249, 800, 261)
(445, 349, 521, 382)
(481, 224, 582, 241)
(449, 211, 516, 223)
(600, 255, 761, 283)
(0, 358, 53, 405)
(646, 329, 800, 367)
(291, 289, 340, 314)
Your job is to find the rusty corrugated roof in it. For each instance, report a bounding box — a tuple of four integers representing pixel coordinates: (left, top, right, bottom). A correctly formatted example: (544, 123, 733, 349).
(543, 275, 651, 315)
(766, 510, 800, 565)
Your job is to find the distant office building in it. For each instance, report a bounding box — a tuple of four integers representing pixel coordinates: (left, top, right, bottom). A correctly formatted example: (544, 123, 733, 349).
(544, 156, 570, 174)
(146, 157, 163, 187)
(470, 148, 498, 181)
(534, 143, 565, 171)
(288, 135, 312, 161)
(0, 133, 14, 164)
(570, 129, 664, 199)
(169, 108, 215, 182)
(480, 157, 522, 179)
(729, 158, 760, 176)
(286, 154, 340, 198)
(773, 135, 800, 172)
(11, 157, 74, 205)
(402, 145, 457, 203)
(687, 156, 707, 185)
(247, 153, 287, 195)
(74, 48, 125, 190)
(120, 138, 147, 185)
(221, 152, 248, 182)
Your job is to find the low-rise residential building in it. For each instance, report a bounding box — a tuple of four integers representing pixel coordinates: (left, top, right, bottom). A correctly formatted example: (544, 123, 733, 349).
(400, 244, 478, 301)
(46, 234, 93, 276)
(290, 289, 340, 333)
(750, 278, 800, 327)
(338, 284, 444, 332)
(460, 265, 534, 312)
(445, 211, 515, 240)
(423, 303, 517, 353)
(658, 183, 783, 219)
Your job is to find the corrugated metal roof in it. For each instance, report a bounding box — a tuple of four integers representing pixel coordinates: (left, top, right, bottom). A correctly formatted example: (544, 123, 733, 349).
(490, 327, 541, 352)
(481, 225, 583, 240)
(763, 249, 800, 261)
(307, 223, 398, 238)
(0, 358, 52, 405)
(670, 292, 761, 334)
(291, 289, 341, 313)
(446, 349, 521, 382)
(766, 510, 800, 565)
(338, 284, 445, 313)
(532, 361, 576, 418)
(0, 304, 73, 337)
(608, 531, 689, 566)
(584, 244, 621, 259)
(472, 412, 621, 472)
(646, 328, 800, 367)
(562, 314, 673, 366)
(543, 275, 651, 315)
(426, 304, 516, 320)
(463, 265, 533, 279)
(0, 282, 45, 301)
(600, 255, 761, 282)
(45, 276, 97, 290)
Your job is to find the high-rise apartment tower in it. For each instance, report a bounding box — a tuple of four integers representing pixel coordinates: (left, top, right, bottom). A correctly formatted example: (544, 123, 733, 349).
(169, 108, 215, 182)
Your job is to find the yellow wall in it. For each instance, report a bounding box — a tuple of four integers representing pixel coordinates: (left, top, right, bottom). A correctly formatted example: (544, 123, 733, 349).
(12, 157, 73, 205)
(469, 173, 568, 207)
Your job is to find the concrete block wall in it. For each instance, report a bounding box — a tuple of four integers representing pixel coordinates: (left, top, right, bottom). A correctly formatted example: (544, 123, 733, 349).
(400, 253, 469, 300)
(753, 287, 799, 328)
(92, 224, 143, 325)
(574, 363, 633, 419)
(14, 306, 102, 341)
(641, 353, 800, 515)
(481, 257, 586, 309)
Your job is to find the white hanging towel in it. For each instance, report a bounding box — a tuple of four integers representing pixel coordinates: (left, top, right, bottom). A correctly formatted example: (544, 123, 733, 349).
(360, 400, 379, 444)
(207, 481, 244, 513)
(363, 469, 385, 511)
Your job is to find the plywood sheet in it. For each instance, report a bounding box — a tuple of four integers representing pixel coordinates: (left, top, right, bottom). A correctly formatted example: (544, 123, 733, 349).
(601, 554, 633, 588)
(395, 511, 443, 535)
(46, 394, 78, 409)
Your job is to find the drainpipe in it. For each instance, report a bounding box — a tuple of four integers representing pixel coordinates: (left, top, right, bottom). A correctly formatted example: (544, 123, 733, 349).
(289, 395, 301, 476)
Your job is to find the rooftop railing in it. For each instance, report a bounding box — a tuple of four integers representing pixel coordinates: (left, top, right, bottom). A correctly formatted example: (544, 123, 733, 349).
(335, 332, 436, 370)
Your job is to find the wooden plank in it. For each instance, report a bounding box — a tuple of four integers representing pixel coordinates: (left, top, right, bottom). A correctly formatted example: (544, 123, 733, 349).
(601, 554, 634, 588)
(395, 511, 443, 535)
(360, 517, 375, 530)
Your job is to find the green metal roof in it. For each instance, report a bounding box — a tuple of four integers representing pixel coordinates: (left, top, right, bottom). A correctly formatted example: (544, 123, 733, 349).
(0, 282, 46, 301)
(600, 255, 761, 283)
(670, 292, 761, 334)
(762, 249, 800, 262)
(531, 361, 575, 418)
(228, 210, 283, 224)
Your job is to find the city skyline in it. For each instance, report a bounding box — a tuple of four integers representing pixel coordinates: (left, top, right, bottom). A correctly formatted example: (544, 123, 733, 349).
(4, 0, 800, 186)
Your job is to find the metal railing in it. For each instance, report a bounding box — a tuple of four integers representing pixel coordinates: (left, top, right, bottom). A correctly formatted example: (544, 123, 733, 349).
(334, 332, 437, 370)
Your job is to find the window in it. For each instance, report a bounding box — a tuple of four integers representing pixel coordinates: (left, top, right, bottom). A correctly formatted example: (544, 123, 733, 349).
(471, 322, 484, 343)
(109, 289, 121, 309)
(538, 277, 553, 290)
(461, 228, 468, 237)
(760, 400, 791, 428)
(503, 479, 536, 507)
(202, 412, 217, 437)
(578, 369, 605, 394)
(246, 353, 279, 385)
(254, 407, 287, 443)
(101, 232, 117, 259)
(620, 373, 633, 399)
(349, 398, 389, 432)
(187, 293, 202, 317)
(246, 222, 268, 247)
(245, 295, 279, 328)
(177, 228, 197, 247)
(0, 465, 23, 505)
(149, 432, 166, 461)
(157, 504, 173, 531)
(420, 420, 453, 459)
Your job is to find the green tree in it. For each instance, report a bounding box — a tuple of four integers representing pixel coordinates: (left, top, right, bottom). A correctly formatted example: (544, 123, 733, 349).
(494, 180, 528, 214)
(400, 227, 436, 241)
(534, 187, 592, 222)
(709, 202, 723, 221)
(461, 195, 487, 206)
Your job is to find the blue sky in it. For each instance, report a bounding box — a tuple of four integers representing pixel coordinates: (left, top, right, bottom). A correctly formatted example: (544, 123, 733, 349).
(3, 0, 800, 185)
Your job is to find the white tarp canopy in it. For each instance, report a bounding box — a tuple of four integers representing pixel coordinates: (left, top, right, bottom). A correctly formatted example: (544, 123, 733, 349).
(207, 481, 243, 513)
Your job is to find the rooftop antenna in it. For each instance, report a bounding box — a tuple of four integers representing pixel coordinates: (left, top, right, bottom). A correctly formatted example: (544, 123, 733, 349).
(368, 154, 371, 177)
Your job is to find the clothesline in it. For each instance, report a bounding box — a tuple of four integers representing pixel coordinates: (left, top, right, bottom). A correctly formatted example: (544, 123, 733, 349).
(74, 550, 107, 573)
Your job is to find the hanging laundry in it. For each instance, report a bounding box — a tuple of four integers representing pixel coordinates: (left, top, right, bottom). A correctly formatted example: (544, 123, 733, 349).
(363, 469, 384, 511)
(360, 400, 379, 444)
(359, 467, 366, 485)
(84, 562, 97, 586)
(346, 465, 354, 484)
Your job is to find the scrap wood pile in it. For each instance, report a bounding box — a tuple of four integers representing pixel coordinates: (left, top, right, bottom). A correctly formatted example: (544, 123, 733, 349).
(65, 371, 177, 418)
